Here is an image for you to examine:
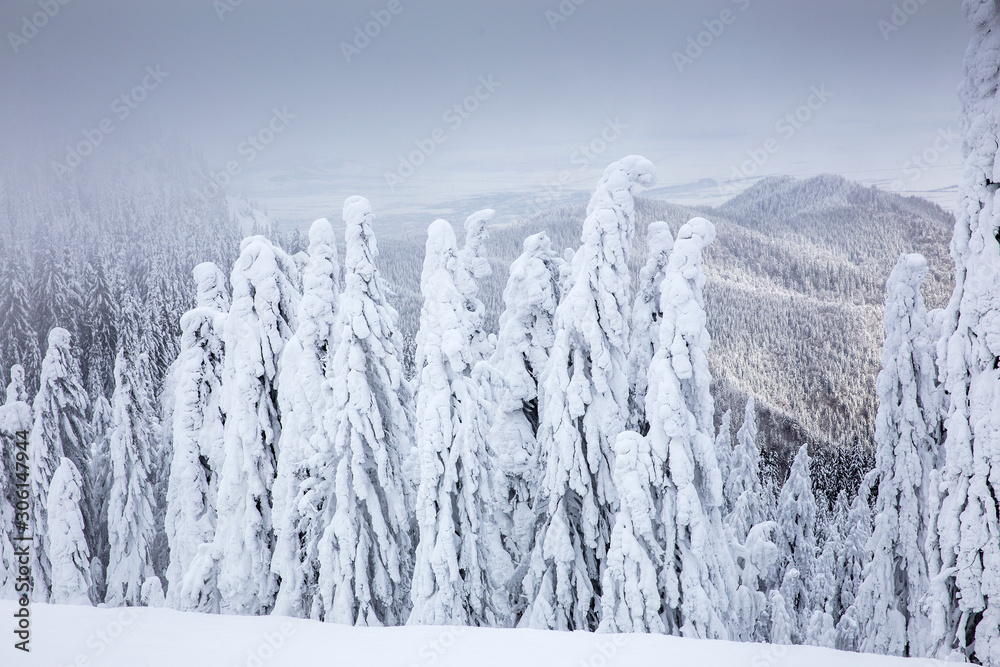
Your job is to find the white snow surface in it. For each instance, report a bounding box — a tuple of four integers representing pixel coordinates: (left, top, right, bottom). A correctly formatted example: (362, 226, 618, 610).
(0, 600, 954, 667)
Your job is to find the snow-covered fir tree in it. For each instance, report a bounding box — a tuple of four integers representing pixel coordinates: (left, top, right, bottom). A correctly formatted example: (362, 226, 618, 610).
(164, 262, 229, 608)
(725, 397, 767, 542)
(487, 232, 564, 562)
(598, 431, 665, 633)
(272, 219, 339, 619)
(47, 458, 93, 605)
(853, 253, 941, 657)
(627, 221, 674, 435)
(314, 196, 414, 626)
(836, 483, 874, 652)
(203, 235, 300, 615)
(522, 156, 656, 631)
(774, 444, 819, 643)
(83, 257, 118, 401)
(645, 216, 736, 639)
(731, 521, 779, 643)
(88, 394, 113, 599)
(0, 261, 41, 392)
(409, 218, 510, 627)
(106, 294, 160, 606)
(715, 410, 733, 505)
(6, 364, 27, 404)
(928, 2, 1000, 663)
(457, 209, 495, 363)
(28, 327, 91, 602)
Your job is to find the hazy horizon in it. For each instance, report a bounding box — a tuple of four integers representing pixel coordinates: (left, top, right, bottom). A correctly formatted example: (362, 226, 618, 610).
(2, 0, 969, 228)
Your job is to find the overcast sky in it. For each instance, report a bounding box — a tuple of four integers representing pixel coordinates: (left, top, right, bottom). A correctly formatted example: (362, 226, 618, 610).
(1, 0, 969, 227)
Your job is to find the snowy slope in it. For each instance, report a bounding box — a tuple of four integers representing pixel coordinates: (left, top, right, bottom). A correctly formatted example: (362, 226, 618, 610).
(0, 600, 949, 667)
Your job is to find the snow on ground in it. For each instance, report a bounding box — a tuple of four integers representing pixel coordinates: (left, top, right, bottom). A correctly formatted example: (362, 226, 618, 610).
(0, 601, 948, 667)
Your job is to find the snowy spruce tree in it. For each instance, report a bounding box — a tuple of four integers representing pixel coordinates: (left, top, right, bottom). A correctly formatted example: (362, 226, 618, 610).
(487, 232, 564, 561)
(627, 221, 674, 435)
(929, 2, 1000, 663)
(725, 397, 767, 542)
(715, 410, 733, 504)
(47, 458, 93, 605)
(644, 216, 736, 639)
(105, 294, 160, 607)
(0, 262, 41, 392)
(836, 484, 874, 652)
(458, 209, 496, 363)
(164, 262, 229, 608)
(315, 196, 415, 626)
(853, 253, 941, 657)
(5, 364, 28, 404)
(774, 444, 819, 643)
(598, 431, 665, 633)
(206, 235, 299, 615)
(271, 219, 339, 619)
(409, 218, 510, 627)
(28, 327, 91, 601)
(88, 394, 112, 599)
(521, 156, 656, 631)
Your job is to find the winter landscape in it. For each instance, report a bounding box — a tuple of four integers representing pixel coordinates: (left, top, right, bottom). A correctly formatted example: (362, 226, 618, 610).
(1, 1, 998, 666)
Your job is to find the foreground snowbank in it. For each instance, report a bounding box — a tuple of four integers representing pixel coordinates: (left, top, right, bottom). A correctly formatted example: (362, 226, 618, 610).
(0, 600, 946, 666)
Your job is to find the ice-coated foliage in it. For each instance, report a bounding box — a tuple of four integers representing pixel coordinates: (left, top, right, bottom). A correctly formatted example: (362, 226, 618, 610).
(731, 521, 778, 642)
(627, 221, 674, 435)
(487, 232, 564, 561)
(715, 410, 733, 504)
(200, 236, 300, 615)
(598, 431, 665, 633)
(409, 219, 511, 627)
(272, 219, 340, 619)
(645, 216, 736, 639)
(29, 327, 91, 602)
(314, 196, 414, 626)
(522, 156, 656, 631)
(47, 458, 93, 606)
(928, 2, 1000, 664)
(5, 365, 27, 404)
(835, 486, 874, 652)
(774, 444, 818, 643)
(164, 263, 229, 608)
(458, 209, 495, 363)
(106, 295, 160, 607)
(725, 397, 766, 542)
(853, 253, 941, 657)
